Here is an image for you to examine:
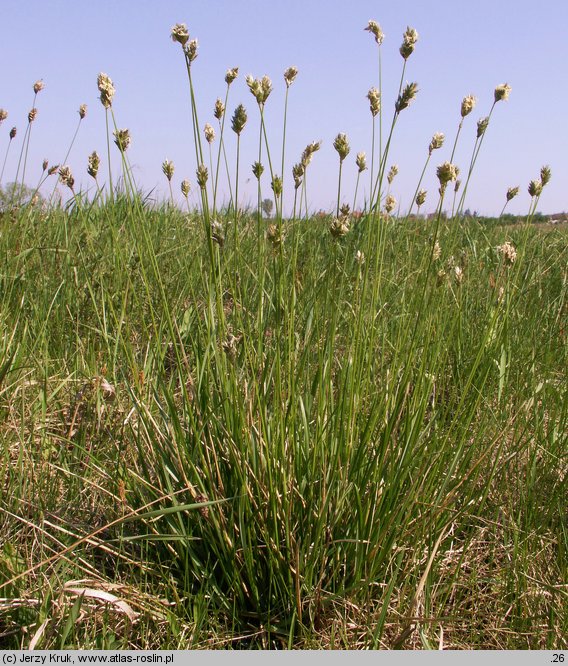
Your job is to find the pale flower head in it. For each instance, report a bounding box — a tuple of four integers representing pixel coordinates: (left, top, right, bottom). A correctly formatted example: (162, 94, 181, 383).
(0, 109, 8, 124)
(461, 94, 476, 118)
(162, 159, 175, 182)
(367, 87, 381, 117)
(181, 179, 191, 197)
(365, 20, 384, 45)
(416, 189, 427, 207)
(33, 80, 45, 94)
(214, 98, 225, 120)
(356, 152, 367, 173)
(333, 133, 350, 162)
(78, 104, 87, 119)
(540, 165, 551, 187)
(387, 164, 399, 185)
(87, 151, 100, 179)
(97, 73, 115, 109)
(395, 82, 418, 112)
(171, 23, 190, 46)
(528, 179, 542, 197)
(494, 83, 512, 103)
(184, 39, 198, 63)
(476, 116, 489, 138)
(384, 194, 397, 214)
(506, 186, 519, 202)
(58, 165, 74, 190)
(225, 67, 239, 85)
(284, 66, 298, 87)
(113, 128, 131, 152)
(437, 161, 459, 187)
(497, 241, 517, 266)
(204, 123, 215, 144)
(429, 132, 445, 154)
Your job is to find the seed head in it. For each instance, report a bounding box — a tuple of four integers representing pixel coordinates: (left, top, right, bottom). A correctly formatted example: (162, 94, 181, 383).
(416, 189, 427, 207)
(28, 108, 38, 123)
(365, 20, 384, 45)
(387, 164, 399, 185)
(47, 164, 59, 176)
(78, 104, 87, 119)
(301, 141, 321, 168)
(33, 80, 45, 94)
(231, 104, 247, 135)
(184, 39, 198, 62)
(395, 82, 418, 112)
(42, 159, 48, 171)
(355, 249, 365, 265)
(528, 179, 542, 197)
(0, 109, 7, 125)
(461, 94, 476, 118)
(497, 241, 517, 266)
(284, 66, 298, 87)
(292, 163, 304, 189)
(181, 179, 191, 197)
(204, 123, 215, 144)
(433, 240, 442, 261)
(9, 126, 17, 140)
(87, 151, 100, 179)
(454, 179, 461, 193)
(196, 163, 208, 189)
(494, 83, 512, 103)
(211, 220, 224, 246)
(384, 194, 397, 214)
(400, 26, 419, 60)
(113, 128, 131, 152)
(271, 176, 283, 197)
(214, 98, 225, 120)
(476, 116, 489, 138)
(506, 186, 519, 202)
(267, 224, 283, 249)
(171, 23, 190, 46)
(246, 74, 272, 105)
(429, 132, 445, 154)
(333, 133, 350, 162)
(225, 67, 239, 85)
(97, 73, 115, 109)
(540, 165, 551, 187)
(162, 159, 175, 182)
(454, 265, 464, 285)
(437, 161, 459, 187)
(356, 152, 367, 173)
(367, 87, 381, 117)
(330, 217, 350, 238)
(58, 165, 74, 190)
(252, 161, 264, 180)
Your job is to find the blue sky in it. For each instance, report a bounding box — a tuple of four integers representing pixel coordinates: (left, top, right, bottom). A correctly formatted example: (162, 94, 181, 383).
(1, 0, 566, 215)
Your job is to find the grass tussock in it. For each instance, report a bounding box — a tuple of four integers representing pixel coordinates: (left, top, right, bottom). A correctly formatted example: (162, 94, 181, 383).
(0, 18, 566, 650)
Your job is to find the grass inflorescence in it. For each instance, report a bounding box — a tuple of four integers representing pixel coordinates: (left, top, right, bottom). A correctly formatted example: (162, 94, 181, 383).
(0, 19, 566, 650)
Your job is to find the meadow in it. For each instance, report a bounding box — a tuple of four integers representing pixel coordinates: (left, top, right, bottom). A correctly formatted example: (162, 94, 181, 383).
(0, 21, 566, 650)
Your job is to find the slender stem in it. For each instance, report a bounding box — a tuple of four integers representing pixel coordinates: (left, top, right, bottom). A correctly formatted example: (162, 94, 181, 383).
(406, 153, 431, 218)
(105, 109, 114, 202)
(0, 137, 14, 186)
(281, 86, 290, 206)
(353, 172, 361, 213)
(213, 84, 231, 215)
(234, 133, 240, 241)
(336, 160, 343, 217)
(369, 116, 376, 207)
(456, 102, 496, 216)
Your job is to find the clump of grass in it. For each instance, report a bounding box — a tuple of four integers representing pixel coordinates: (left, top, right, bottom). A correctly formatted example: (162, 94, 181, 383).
(0, 16, 565, 652)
